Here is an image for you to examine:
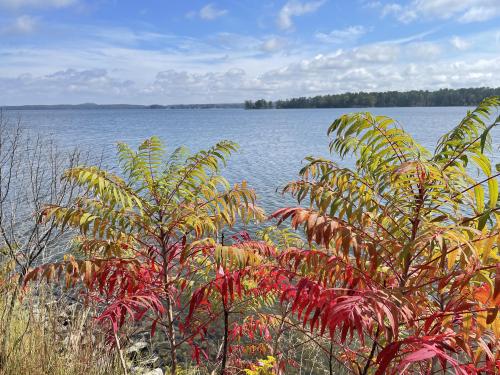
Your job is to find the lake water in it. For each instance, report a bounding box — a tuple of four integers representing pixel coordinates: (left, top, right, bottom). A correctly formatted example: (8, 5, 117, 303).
(6, 107, 500, 219)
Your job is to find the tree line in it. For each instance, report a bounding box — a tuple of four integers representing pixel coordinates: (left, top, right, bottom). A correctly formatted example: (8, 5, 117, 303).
(246, 87, 500, 109)
(244, 99, 273, 109)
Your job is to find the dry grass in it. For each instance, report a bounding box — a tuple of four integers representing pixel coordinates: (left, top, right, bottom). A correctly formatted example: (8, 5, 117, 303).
(0, 286, 121, 375)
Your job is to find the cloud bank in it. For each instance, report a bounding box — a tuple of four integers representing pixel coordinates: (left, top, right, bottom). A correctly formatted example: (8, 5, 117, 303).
(2, 31, 499, 105)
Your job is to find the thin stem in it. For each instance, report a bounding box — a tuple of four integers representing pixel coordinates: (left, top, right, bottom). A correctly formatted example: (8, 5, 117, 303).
(361, 326, 380, 375)
(328, 340, 334, 375)
(113, 331, 128, 375)
(220, 308, 229, 375)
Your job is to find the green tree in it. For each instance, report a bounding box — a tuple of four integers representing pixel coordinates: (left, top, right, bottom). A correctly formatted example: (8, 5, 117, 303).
(34, 137, 264, 374)
(272, 96, 500, 373)
(244, 100, 255, 110)
(272, 87, 500, 108)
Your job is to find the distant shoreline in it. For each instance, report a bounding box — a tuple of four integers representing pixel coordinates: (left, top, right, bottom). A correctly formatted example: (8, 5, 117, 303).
(245, 87, 500, 109)
(3, 87, 499, 110)
(0, 104, 482, 111)
(1, 103, 244, 110)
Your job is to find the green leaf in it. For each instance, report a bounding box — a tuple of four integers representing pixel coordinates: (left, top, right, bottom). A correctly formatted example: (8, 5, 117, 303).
(488, 178, 498, 209)
(474, 186, 485, 213)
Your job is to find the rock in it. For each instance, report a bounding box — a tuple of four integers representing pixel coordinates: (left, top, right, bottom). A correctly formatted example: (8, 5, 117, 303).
(130, 332, 149, 342)
(126, 341, 149, 354)
(130, 366, 148, 374)
(130, 367, 163, 375)
(126, 341, 153, 364)
(139, 356, 159, 366)
(126, 341, 149, 361)
(144, 369, 163, 375)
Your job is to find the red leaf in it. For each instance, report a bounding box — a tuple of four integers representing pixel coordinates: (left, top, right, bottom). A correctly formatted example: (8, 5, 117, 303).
(151, 318, 159, 337)
(375, 342, 401, 375)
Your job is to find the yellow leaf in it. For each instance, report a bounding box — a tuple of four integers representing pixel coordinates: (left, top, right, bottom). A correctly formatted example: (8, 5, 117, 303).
(447, 248, 459, 269)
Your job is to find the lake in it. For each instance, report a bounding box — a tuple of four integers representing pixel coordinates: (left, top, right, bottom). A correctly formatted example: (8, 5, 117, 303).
(6, 106, 500, 220)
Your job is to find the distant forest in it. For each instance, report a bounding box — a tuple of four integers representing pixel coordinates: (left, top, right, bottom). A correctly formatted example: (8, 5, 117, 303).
(245, 87, 500, 109)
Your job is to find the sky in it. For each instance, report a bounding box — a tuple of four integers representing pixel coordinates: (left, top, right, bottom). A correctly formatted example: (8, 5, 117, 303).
(1, 0, 500, 105)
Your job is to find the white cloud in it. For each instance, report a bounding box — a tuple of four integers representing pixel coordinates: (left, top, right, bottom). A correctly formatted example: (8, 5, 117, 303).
(192, 3, 228, 21)
(459, 6, 499, 22)
(315, 25, 366, 44)
(0, 0, 76, 8)
(405, 42, 442, 59)
(2, 45, 500, 105)
(44, 68, 133, 93)
(382, 0, 500, 23)
(0, 68, 135, 104)
(14, 14, 36, 32)
(450, 36, 470, 50)
(1, 15, 37, 34)
(382, 3, 417, 23)
(277, 0, 326, 30)
(260, 36, 288, 53)
(381, 3, 402, 16)
(260, 53, 500, 96)
(362, 1, 382, 9)
(351, 44, 401, 63)
(144, 68, 267, 100)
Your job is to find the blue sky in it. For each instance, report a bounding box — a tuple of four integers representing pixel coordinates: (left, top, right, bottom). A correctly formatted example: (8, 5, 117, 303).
(1, 0, 500, 105)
